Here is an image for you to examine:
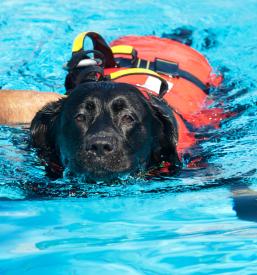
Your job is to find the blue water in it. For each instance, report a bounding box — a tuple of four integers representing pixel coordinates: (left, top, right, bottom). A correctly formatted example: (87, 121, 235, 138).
(1, 0, 257, 274)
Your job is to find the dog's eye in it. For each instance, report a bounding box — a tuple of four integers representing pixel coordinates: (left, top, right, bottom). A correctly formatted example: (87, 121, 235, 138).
(74, 114, 86, 122)
(121, 114, 134, 124)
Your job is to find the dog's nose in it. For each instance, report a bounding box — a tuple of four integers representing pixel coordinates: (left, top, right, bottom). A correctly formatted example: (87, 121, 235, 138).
(86, 137, 115, 156)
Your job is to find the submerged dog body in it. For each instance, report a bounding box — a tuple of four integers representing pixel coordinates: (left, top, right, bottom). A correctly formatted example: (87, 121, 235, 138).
(31, 82, 180, 180)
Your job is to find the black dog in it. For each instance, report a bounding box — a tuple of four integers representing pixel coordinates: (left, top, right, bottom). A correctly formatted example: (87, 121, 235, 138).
(31, 81, 181, 180)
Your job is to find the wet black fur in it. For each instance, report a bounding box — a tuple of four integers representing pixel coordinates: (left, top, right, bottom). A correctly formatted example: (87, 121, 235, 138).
(30, 82, 181, 179)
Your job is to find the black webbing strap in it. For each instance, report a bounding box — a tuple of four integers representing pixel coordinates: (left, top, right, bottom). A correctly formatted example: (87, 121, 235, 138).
(114, 57, 209, 92)
(153, 58, 208, 92)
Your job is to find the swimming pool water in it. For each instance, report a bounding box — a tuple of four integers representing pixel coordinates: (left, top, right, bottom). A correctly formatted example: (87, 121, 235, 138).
(0, 0, 257, 274)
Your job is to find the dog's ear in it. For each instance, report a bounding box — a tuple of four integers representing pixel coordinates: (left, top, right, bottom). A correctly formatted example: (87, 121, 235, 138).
(148, 95, 181, 172)
(30, 98, 65, 153)
(30, 98, 66, 179)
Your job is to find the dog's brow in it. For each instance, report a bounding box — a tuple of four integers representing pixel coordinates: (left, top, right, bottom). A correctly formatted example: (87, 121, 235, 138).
(80, 97, 101, 107)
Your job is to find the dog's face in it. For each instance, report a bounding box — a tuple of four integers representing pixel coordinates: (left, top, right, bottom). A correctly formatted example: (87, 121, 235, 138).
(58, 82, 160, 179)
(31, 82, 180, 180)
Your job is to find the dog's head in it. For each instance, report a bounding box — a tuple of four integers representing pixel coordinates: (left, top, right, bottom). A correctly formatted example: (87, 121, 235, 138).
(31, 82, 180, 180)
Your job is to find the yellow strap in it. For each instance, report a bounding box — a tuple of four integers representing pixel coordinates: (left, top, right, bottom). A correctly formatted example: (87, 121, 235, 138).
(110, 68, 163, 80)
(72, 32, 89, 53)
(111, 45, 134, 55)
(109, 68, 169, 95)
